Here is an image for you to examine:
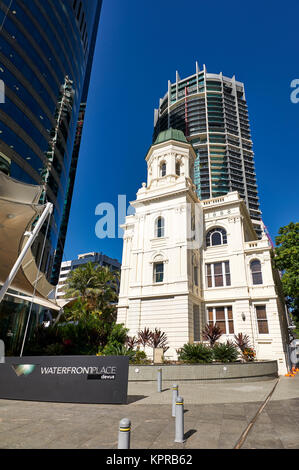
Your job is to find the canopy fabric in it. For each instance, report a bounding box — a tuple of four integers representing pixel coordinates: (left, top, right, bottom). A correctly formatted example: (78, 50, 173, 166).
(0, 172, 57, 305)
(0, 171, 42, 204)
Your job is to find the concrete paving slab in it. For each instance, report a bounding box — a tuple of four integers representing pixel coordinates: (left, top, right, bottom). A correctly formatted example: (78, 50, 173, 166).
(0, 376, 298, 449)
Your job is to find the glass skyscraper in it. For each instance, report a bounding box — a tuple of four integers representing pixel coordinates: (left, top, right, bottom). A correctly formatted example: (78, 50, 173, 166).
(0, 0, 102, 284)
(153, 63, 262, 237)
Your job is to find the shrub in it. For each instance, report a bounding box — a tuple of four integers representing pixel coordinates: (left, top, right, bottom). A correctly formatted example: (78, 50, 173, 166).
(178, 343, 213, 363)
(44, 343, 65, 356)
(242, 347, 256, 362)
(148, 328, 168, 351)
(107, 323, 129, 346)
(126, 336, 139, 350)
(101, 343, 136, 359)
(212, 341, 239, 363)
(202, 324, 223, 347)
(130, 349, 150, 364)
(137, 328, 169, 352)
(234, 333, 251, 353)
(137, 327, 152, 349)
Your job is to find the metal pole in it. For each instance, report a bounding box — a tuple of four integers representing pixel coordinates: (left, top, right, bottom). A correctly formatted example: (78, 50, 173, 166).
(157, 367, 162, 392)
(172, 384, 178, 417)
(0, 202, 53, 304)
(0, 339, 4, 363)
(20, 208, 52, 357)
(118, 418, 131, 449)
(175, 396, 185, 443)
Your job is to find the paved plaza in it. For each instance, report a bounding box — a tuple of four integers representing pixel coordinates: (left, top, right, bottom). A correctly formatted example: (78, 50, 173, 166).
(0, 375, 299, 449)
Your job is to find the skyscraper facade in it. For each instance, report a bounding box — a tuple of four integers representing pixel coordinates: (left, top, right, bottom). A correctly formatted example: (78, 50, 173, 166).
(153, 63, 262, 237)
(0, 0, 102, 284)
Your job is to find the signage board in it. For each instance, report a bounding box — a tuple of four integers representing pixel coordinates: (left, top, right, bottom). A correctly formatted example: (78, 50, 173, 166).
(0, 356, 129, 404)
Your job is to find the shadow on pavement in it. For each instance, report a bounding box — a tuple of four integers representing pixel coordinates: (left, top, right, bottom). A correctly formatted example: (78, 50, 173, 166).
(184, 429, 197, 440)
(127, 395, 148, 404)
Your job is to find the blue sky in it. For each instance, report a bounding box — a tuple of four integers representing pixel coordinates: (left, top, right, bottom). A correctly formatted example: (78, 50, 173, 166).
(64, 0, 299, 263)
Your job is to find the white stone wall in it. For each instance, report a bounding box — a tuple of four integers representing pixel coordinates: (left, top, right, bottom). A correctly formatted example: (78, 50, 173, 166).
(117, 139, 289, 375)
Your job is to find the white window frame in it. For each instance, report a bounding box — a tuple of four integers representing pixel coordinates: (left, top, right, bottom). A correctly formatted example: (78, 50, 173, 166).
(254, 303, 269, 335)
(207, 305, 234, 335)
(206, 227, 227, 247)
(154, 262, 164, 284)
(155, 216, 165, 238)
(206, 261, 231, 288)
(250, 259, 263, 285)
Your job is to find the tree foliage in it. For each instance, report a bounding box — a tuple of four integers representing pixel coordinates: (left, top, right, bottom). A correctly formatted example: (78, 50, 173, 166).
(64, 262, 119, 320)
(25, 263, 123, 355)
(274, 222, 299, 320)
(213, 341, 239, 363)
(178, 343, 214, 363)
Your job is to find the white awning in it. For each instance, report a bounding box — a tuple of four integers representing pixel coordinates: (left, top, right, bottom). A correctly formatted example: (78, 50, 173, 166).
(0, 172, 58, 307)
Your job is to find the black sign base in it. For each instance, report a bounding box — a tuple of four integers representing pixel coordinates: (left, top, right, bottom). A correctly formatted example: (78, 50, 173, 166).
(0, 356, 129, 404)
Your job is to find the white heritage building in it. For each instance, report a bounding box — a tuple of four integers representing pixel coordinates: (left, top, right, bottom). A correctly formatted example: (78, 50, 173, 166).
(117, 129, 289, 374)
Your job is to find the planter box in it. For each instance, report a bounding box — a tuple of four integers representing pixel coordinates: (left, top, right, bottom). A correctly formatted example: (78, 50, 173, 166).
(129, 360, 278, 382)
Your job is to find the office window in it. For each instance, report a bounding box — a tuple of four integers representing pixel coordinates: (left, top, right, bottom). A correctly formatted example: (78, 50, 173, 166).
(208, 306, 234, 334)
(154, 262, 164, 283)
(255, 305, 269, 334)
(250, 259, 263, 285)
(206, 227, 227, 247)
(206, 261, 231, 287)
(155, 217, 165, 238)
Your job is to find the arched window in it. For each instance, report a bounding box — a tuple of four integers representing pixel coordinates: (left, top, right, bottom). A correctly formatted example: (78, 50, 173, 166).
(155, 217, 165, 238)
(160, 162, 166, 177)
(206, 227, 227, 247)
(250, 259, 263, 285)
(176, 161, 181, 176)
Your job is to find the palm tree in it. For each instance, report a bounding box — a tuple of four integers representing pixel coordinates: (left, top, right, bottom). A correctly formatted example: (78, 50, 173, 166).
(64, 262, 119, 320)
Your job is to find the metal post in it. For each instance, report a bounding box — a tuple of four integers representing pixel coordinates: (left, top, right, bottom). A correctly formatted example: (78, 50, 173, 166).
(118, 418, 131, 449)
(175, 396, 185, 443)
(0, 202, 53, 304)
(157, 367, 162, 392)
(0, 339, 4, 363)
(172, 384, 178, 417)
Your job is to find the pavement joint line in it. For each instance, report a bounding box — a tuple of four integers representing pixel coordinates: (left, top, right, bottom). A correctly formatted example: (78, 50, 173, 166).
(234, 377, 281, 449)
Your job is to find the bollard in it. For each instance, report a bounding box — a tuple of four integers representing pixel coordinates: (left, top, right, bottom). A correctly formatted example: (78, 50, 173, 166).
(118, 418, 131, 449)
(157, 367, 162, 392)
(175, 396, 185, 443)
(172, 384, 178, 417)
(0, 339, 4, 363)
